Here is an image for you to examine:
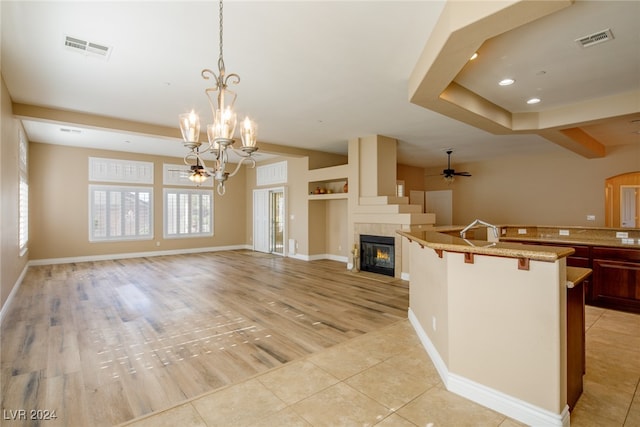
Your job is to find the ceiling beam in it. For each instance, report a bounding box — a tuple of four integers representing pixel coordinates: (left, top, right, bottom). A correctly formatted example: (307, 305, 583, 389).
(12, 103, 183, 140)
(12, 102, 347, 166)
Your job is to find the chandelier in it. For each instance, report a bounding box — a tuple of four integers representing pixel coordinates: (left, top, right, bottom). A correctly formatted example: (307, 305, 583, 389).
(178, 0, 258, 195)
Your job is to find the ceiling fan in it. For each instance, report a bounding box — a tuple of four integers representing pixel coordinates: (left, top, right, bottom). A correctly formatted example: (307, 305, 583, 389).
(169, 151, 212, 185)
(442, 149, 471, 182)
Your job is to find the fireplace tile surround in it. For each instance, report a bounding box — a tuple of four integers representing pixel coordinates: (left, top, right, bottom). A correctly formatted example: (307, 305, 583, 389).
(354, 223, 409, 279)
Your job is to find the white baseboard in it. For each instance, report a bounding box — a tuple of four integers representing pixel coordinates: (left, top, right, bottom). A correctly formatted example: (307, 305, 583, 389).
(288, 253, 312, 261)
(27, 247, 350, 266)
(0, 263, 29, 326)
(325, 254, 348, 263)
(407, 308, 570, 427)
(27, 244, 251, 266)
(408, 308, 449, 385)
(449, 374, 570, 427)
(294, 253, 348, 263)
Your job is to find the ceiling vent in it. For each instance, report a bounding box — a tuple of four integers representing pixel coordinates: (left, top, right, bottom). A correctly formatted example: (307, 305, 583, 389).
(64, 35, 112, 59)
(575, 28, 614, 48)
(59, 127, 82, 134)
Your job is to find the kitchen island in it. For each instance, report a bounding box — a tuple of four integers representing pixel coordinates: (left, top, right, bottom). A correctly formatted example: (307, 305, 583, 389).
(398, 228, 579, 427)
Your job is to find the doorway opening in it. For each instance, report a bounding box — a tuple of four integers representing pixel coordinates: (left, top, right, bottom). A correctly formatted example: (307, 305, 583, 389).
(621, 185, 640, 228)
(253, 188, 286, 254)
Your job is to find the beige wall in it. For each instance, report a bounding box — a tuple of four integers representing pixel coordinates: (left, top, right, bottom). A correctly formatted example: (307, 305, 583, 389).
(448, 253, 566, 413)
(325, 199, 349, 258)
(359, 135, 397, 198)
(409, 239, 449, 363)
(308, 200, 326, 256)
(287, 157, 311, 256)
(1, 76, 29, 311)
(28, 143, 247, 261)
(409, 238, 567, 416)
(397, 163, 425, 193)
(425, 144, 639, 227)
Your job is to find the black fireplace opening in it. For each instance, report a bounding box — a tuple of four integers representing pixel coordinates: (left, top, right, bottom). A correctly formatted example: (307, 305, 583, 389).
(360, 235, 395, 277)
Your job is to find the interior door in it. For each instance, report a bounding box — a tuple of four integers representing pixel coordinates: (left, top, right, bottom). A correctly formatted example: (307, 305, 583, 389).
(253, 189, 270, 253)
(621, 186, 638, 228)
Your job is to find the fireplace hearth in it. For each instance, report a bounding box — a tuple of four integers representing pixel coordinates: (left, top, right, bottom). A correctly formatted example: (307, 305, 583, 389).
(360, 235, 395, 277)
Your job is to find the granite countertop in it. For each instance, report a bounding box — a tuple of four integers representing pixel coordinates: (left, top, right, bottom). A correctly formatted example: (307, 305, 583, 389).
(499, 224, 640, 249)
(499, 235, 639, 248)
(566, 266, 592, 288)
(397, 229, 573, 262)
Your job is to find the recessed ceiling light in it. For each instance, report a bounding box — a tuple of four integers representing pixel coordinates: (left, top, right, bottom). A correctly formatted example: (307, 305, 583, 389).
(526, 98, 541, 105)
(499, 78, 515, 86)
(469, 52, 478, 61)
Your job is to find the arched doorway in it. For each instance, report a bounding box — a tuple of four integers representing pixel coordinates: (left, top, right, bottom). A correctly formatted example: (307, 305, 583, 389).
(605, 172, 640, 227)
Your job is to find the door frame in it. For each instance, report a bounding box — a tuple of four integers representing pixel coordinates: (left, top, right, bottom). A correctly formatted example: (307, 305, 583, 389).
(252, 186, 287, 255)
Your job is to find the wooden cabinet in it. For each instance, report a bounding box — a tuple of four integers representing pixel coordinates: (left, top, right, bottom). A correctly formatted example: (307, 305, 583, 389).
(566, 280, 585, 410)
(592, 247, 640, 313)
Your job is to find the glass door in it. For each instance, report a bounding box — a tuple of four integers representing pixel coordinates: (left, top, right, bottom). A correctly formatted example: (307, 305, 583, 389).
(253, 187, 286, 255)
(270, 190, 285, 254)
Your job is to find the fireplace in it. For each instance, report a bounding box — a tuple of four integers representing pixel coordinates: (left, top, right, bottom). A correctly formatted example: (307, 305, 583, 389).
(360, 235, 395, 277)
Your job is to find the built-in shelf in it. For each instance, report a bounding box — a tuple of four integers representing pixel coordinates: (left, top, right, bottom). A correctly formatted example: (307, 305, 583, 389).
(308, 192, 348, 200)
(308, 179, 348, 197)
(307, 164, 349, 200)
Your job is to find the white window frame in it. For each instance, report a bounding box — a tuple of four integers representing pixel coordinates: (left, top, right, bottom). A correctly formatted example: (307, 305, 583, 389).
(89, 185, 154, 242)
(163, 188, 214, 239)
(89, 157, 153, 184)
(256, 161, 287, 186)
(18, 128, 29, 254)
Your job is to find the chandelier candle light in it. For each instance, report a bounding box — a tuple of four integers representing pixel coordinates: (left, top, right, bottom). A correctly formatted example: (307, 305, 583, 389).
(178, 0, 258, 195)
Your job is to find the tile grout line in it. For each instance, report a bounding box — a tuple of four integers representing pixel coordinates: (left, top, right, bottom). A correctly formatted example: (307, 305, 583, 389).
(622, 376, 640, 426)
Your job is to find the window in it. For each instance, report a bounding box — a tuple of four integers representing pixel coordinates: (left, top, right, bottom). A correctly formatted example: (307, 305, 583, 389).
(164, 188, 213, 238)
(89, 157, 153, 184)
(18, 129, 28, 253)
(89, 185, 153, 242)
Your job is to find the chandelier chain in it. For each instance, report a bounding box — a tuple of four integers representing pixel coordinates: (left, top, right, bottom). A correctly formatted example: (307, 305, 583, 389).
(218, 0, 225, 75)
(177, 0, 258, 195)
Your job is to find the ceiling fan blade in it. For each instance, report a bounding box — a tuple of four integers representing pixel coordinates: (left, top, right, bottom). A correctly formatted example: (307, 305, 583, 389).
(455, 172, 472, 177)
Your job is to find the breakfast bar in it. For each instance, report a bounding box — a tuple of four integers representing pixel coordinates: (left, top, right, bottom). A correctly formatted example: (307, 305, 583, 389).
(398, 227, 580, 427)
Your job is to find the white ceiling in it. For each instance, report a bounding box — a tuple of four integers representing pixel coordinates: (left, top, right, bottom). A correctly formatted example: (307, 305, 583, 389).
(2, 1, 638, 169)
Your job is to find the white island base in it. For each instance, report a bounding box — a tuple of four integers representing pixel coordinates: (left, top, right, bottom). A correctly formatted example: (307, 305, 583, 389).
(400, 230, 575, 427)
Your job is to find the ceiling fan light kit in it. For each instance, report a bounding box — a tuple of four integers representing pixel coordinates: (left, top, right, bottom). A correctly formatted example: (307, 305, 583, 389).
(178, 0, 258, 195)
(442, 149, 471, 184)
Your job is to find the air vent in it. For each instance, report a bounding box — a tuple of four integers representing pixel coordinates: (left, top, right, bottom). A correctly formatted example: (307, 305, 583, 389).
(575, 28, 614, 48)
(64, 35, 112, 59)
(60, 127, 82, 134)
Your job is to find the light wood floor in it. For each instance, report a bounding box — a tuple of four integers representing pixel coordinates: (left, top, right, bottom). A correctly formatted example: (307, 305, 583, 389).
(1, 251, 408, 426)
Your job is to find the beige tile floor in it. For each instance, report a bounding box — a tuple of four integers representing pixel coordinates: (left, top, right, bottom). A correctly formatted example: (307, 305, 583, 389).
(119, 305, 640, 427)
